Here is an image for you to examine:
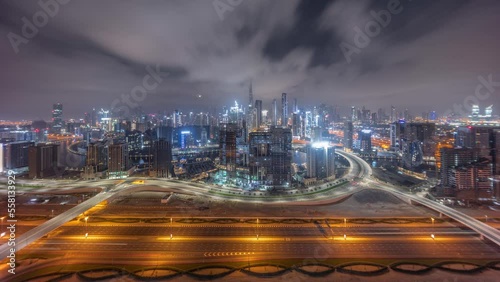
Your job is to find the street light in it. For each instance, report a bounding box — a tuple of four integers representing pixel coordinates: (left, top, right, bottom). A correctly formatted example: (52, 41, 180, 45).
(85, 216, 89, 237)
(257, 218, 259, 240)
(170, 217, 173, 239)
(431, 217, 434, 239)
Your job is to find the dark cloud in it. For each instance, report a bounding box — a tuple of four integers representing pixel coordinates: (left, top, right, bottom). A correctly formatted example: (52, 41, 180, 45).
(0, 0, 499, 120)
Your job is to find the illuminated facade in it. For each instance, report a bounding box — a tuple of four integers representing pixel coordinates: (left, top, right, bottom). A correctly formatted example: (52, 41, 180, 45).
(358, 129, 372, 153)
(0, 141, 34, 172)
(248, 126, 292, 188)
(306, 142, 335, 180)
(108, 143, 129, 178)
(219, 123, 238, 175)
(51, 103, 63, 133)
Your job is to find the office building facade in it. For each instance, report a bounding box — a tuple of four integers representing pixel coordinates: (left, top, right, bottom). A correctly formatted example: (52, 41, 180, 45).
(28, 143, 59, 178)
(248, 126, 292, 188)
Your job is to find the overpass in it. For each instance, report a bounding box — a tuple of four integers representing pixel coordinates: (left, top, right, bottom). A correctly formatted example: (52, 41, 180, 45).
(2, 151, 499, 259)
(339, 150, 500, 247)
(0, 191, 114, 259)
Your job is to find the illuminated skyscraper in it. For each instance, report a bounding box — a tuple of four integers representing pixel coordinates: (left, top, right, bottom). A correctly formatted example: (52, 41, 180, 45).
(292, 112, 301, 136)
(351, 106, 357, 121)
(246, 82, 254, 141)
(108, 143, 129, 179)
(272, 99, 278, 126)
(255, 100, 262, 128)
(281, 93, 288, 126)
(358, 129, 372, 154)
(219, 123, 237, 175)
(343, 121, 353, 150)
(52, 103, 63, 133)
(472, 104, 480, 118)
(306, 143, 335, 180)
(485, 105, 493, 118)
(248, 126, 292, 188)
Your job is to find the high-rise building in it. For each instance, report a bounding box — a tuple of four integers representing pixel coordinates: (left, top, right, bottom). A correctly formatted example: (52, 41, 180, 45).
(455, 126, 500, 159)
(254, 100, 263, 128)
(358, 129, 372, 154)
(471, 104, 480, 119)
(179, 130, 191, 149)
(28, 143, 59, 178)
(248, 126, 292, 188)
(84, 112, 91, 126)
(246, 82, 254, 142)
(485, 105, 493, 118)
(304, 111, 313, 138)
(492, 129, 500, 175)
(449, 162, 492, 194)
(291, 113, 301, 136)
(390, 120, 405, 151)
(219, 123, 238, 175)
(401, 140, 424, 168)
(306, 143, 335, 180)
(152, 138, 172, 178)
(156, 126, 173, 145)
(272, 99, 278, 126)
(108, 143, 129, 178)
(86, 142, 108, 172)
(91, 108, 97, 127)
(0, 141, 34, 173)
(440, 148, 479, 188)
(52, 103, 63, 133)
(390, 106, 396, 122)
(343, 121, 353, 151)
(281, 93, 288, 126)
(351, 106, 357, 121)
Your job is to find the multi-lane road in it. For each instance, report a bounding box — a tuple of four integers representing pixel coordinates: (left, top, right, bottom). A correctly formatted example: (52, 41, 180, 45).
(338, 150, 500, 247)
(21, 223, 500, 264)
(2, 148, 500, 273)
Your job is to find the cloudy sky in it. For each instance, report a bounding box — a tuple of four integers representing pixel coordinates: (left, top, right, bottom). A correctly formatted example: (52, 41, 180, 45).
(1, 0, 499, 120)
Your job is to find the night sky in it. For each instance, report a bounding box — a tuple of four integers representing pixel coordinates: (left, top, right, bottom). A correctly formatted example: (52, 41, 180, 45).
(1, 0, 499, 120)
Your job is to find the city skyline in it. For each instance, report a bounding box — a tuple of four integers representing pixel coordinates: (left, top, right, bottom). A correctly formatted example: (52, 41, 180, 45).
(1, 0, 500, 120)
(1, 1, 500, 279)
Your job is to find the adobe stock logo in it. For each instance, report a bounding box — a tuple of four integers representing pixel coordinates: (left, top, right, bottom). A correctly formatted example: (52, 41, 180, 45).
(7, 0, 71, 54)
(213, 0, 243, 21)
(111, 64, 168, 117)
(7, 0, 70, 54)
(443, 74, 500, 118)
(339, 0, 404, 64)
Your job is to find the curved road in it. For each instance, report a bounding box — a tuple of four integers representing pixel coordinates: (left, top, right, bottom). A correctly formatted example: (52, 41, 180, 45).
(339, 150, 500, 247)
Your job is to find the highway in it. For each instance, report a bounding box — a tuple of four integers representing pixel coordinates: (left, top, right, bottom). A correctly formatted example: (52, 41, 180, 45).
(17, 222, 498, 268)
(339, 150, 500, 247)
(50, 225, 474, 238)
(2, 149, 499, 263)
